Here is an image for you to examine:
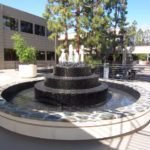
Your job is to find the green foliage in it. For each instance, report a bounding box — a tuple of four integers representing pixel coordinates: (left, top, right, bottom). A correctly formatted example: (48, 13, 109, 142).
(135, 29, 144, 46)
(44, 0, 128, 57)
(125, 20, 137, 46)
(132, 54, 147, 61)
(85, 55, 102, 68)
(107, 0, 128, 49)
(126, 23, 150, 46)
(11, 33, 36, 64)
(55, 44, 64, 56)
(44, 0, 73, 50)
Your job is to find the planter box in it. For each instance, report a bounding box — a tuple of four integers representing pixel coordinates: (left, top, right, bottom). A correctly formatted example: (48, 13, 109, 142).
(138, 60, 147, 65)
(19, 64, 37, 78)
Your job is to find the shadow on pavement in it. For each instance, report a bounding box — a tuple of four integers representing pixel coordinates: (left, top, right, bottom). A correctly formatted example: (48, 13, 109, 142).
(0, 126, 116, 150)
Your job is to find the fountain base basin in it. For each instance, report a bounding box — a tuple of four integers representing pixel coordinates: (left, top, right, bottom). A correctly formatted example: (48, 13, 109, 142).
(1, 79, 150, 140)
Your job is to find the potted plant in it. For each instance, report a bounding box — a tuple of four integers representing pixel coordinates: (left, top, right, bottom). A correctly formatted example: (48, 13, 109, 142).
(11, 33, 37, 78)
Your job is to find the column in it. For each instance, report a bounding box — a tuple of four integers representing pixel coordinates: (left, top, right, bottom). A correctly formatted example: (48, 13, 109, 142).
(18, 19, 21, 32)
(33, 23, 35, 34)
(0, 4, 4, 69)
(122, 48, 127, 65)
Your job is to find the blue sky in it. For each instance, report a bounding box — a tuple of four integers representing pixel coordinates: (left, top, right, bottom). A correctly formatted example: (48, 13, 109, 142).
(0, 0, 149, 29)
(127, 0, 150, 29)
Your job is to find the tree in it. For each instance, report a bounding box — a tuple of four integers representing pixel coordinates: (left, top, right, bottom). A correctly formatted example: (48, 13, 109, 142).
(125, 20, 137, 46)
(82, 0, 111, 54)
(106, 0, 128, 63)
(44, 0, 73, 54)
(135, 29, 144, 46)
(82, 0, 128, 61)
(44, 0, 128, 61)
(142, 29, 150, 45)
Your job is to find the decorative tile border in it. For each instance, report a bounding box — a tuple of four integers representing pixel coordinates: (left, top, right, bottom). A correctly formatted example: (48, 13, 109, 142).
(0, 79, 150, 122)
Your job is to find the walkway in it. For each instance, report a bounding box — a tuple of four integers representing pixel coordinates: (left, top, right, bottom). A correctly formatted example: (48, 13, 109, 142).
(0, 69, 150, 150)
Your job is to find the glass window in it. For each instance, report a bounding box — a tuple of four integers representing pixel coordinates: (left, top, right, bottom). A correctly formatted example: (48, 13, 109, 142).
(47, 51, 55, 60)
(35, 24, 45, 36)
(36, 51, 45, 60)
(3, 16, 18, 31)
(21, 20, 33, 34)
(4, 49, 18, 61)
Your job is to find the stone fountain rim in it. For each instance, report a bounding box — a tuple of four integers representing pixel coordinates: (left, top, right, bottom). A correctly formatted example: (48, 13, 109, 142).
(0, 79, 150, 140)
(0, 79, 149, 123)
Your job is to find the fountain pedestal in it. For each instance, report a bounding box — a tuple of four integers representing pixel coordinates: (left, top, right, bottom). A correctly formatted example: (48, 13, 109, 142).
(34, 63, 108, 107)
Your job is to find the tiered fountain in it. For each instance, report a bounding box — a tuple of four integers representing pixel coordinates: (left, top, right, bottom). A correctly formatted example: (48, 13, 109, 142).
(0, 44, 149, 140)
(34, 49, 108, 107)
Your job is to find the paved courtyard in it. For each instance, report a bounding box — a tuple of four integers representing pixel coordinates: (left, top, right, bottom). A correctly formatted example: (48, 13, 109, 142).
(0, 69, 149, 150)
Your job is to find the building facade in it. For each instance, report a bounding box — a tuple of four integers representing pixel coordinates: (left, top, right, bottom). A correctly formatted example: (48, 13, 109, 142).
(0, 4, 55, 69)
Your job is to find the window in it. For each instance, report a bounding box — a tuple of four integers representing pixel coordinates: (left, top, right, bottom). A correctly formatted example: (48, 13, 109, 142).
(4, 49, 18, 61)
(36, 51, 45, 60)
(3, 16, 18, 31)
(35, 24, 45, 36)
(21, 21, 33, 34)
(47, 51, 55, 60)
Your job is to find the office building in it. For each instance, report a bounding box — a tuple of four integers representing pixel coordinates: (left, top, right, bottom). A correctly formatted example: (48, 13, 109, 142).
(0, 4, 55, 69)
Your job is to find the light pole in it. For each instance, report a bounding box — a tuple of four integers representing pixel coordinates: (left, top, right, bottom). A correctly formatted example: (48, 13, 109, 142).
(122, 34, 127, 66)
(54, 35, 57, 64)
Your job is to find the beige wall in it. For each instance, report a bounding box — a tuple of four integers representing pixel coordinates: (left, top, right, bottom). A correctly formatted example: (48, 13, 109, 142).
(3, 30, 54, 51)
(0, 4, 55, 69)
(0, 4, 4, 69)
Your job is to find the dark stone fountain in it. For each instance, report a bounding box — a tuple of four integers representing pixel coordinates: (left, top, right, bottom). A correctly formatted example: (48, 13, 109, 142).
(34, 63, 108, 107)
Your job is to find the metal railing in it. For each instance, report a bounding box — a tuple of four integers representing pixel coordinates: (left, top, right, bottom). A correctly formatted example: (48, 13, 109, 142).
(92, 64, 137, 80)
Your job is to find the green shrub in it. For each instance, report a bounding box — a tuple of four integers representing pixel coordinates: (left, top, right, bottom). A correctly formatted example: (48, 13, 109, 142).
(11, 33, 37, 64)
(132, 54, 147, 61)
(85, 55, 101, 68)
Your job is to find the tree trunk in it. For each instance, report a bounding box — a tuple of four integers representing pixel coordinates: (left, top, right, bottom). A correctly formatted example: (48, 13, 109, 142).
(76, 8, 80, 53)
(65, 22, 68, 49)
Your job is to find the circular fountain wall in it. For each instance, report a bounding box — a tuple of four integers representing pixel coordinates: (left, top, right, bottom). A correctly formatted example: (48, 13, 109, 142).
(0, 63, 150, 140)
(34, 63, 108, 107)
(0, 78, 150, 140)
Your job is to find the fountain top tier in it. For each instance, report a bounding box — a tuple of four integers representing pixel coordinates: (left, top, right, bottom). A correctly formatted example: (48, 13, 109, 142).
(56, 62, 88, 68)
(54, 62, 92, 77)
(59, 44, 84, 63)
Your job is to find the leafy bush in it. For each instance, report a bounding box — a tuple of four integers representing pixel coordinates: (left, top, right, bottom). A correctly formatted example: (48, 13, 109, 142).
(85, 55, 101, 68)
(11, 33, 37, 64)
(132, 54, 147, 61)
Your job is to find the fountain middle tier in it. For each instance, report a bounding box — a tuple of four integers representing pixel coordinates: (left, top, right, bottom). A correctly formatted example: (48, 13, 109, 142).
(44, 74, 100, 89)
(54, 64, 92, 77)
